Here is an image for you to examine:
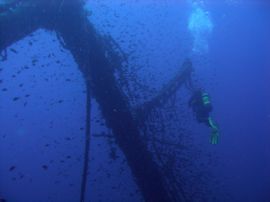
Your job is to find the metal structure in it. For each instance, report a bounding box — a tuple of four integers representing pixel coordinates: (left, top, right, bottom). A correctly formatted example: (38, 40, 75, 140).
(0, 1, 193, 201)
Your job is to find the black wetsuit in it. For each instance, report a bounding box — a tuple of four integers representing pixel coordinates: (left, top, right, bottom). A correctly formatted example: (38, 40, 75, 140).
(189, 90, 212, 126)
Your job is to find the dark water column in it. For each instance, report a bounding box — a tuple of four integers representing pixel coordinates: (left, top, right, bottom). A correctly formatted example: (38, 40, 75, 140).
(54, 2, 172, 202)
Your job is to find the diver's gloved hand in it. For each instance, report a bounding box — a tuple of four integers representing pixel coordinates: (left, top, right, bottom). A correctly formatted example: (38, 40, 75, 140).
(210, 129, 219, 144)
(208, 117, 219, 144)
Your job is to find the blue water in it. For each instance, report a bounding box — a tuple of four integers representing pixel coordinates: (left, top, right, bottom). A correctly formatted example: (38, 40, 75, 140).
(0, 0, 270, 201)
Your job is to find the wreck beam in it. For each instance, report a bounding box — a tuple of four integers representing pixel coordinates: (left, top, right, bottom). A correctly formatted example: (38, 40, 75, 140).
(0, 1, 186, 201)
(0, 1, 44, 52)
(54, 2, 172, 201)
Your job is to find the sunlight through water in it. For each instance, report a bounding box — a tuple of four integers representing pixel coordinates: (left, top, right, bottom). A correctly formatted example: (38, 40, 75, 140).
(188, 1, 213, 54)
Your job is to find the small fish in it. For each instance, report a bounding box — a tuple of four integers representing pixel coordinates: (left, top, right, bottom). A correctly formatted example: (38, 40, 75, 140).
(42, 165, 48, 170)
(9, 166, 16, 171)
(13, 97, 19, 101)
(32, 59, 38, 65)
(10, 48, 18, 54)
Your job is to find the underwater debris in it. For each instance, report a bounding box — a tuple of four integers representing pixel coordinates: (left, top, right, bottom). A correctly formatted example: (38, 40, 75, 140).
(9, 166, 16, 171)
(2, 88, 7, 92)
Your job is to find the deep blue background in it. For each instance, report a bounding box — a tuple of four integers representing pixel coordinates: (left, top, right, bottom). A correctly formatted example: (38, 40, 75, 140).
(0, 0, 270, 201)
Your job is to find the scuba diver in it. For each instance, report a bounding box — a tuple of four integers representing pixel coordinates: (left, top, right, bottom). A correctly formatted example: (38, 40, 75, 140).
(183, 60, 219, 144)
(188, 89, 219, 144)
